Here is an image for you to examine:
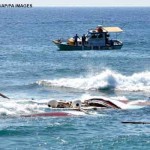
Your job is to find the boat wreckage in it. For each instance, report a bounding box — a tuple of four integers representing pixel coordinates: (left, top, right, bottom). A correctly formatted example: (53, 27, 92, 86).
(0, 93, 149, 118)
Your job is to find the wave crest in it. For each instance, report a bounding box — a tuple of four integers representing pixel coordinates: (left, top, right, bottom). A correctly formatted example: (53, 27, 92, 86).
(37, 70, 150, 92)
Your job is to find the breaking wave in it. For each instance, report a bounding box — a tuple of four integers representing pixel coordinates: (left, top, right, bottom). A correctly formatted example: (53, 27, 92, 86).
(37, 70, 150, 92)
(0, 98, 48, 117)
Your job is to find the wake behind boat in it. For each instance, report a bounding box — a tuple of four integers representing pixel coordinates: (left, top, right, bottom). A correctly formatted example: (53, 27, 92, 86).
(53, 25, 123, 51)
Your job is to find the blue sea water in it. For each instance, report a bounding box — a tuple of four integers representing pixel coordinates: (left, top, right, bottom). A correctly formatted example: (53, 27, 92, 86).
(0, 7, 150, 149)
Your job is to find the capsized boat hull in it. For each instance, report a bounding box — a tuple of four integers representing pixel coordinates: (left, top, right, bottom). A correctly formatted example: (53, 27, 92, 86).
(22, 112, 73, 117)
(53, 40, 123, 51)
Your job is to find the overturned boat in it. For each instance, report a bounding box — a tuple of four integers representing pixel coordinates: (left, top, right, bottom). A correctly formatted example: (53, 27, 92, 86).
(21, 97, 150, 117)
(53, 25, 123, 51)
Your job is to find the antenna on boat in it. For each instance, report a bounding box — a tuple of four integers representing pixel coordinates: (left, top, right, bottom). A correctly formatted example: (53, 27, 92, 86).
(101, 19, 105, 26)
(121, 22, 129, 30)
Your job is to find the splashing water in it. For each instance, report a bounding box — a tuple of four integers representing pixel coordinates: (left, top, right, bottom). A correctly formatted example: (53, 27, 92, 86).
(37, 69, 150, 92)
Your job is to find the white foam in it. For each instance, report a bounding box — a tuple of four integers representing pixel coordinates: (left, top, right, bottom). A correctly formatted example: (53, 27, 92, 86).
(0, 99, 47, 116)
(65, 110, 86, 116)
(37, 69, 150, 92)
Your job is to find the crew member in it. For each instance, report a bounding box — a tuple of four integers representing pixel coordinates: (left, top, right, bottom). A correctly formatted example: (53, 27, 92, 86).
(74, 34, 79, 46)
(82, 34, 86, 46)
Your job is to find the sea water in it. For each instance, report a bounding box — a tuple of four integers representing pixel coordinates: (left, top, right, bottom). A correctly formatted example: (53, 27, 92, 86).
(0, 7, 150, 149)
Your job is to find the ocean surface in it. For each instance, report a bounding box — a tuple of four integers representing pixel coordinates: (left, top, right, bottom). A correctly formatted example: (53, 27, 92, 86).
(0, 7, 150, 149)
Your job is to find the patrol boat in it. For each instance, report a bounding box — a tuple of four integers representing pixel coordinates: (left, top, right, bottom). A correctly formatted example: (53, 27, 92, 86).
(53, 25, 123, 50)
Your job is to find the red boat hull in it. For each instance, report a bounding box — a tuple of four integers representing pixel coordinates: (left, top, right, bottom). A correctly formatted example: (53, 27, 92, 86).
(22, 112, 72, 117)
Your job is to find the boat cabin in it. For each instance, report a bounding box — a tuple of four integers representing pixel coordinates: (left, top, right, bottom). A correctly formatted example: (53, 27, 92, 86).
(86, 28, 107, 47)
(75, 25, 123, 47)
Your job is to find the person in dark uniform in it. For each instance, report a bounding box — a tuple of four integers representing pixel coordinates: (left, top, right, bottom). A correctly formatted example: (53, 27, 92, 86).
(82, 34, 86, 46)
(74, 34, 79, 46)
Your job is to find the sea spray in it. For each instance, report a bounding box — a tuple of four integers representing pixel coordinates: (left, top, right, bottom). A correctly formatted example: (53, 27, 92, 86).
(0, 99, 46, 116)
(37, 69, 150, 92)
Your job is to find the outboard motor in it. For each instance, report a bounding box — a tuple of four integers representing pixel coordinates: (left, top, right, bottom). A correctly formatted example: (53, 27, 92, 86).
(47, 100, 58, 108)
(71, 100, 81, 109)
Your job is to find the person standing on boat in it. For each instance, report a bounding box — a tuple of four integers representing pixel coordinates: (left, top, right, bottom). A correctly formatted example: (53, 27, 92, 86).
(74, 34, 79, 46)
(82, 34, 86, 46)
